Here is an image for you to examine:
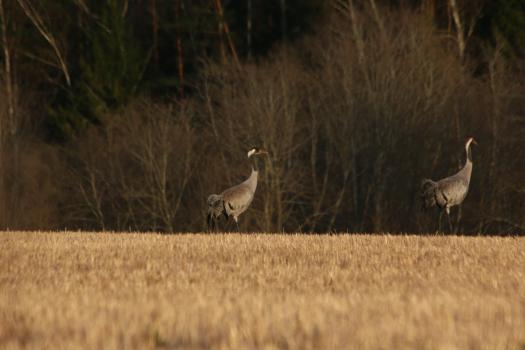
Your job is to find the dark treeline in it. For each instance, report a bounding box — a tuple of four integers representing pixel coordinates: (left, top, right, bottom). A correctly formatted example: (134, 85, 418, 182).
(0, 0, 524, 233)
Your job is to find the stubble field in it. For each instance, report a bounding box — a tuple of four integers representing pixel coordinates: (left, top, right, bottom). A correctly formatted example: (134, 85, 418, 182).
(1, 232, 524, 349)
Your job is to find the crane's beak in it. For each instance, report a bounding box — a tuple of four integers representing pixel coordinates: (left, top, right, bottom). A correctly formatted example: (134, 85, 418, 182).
(472, 139, 478, 146)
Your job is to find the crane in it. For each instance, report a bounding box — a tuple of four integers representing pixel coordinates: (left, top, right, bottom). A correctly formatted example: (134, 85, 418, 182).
(420, 137, 477, 232)
(207, 147, 268, 232)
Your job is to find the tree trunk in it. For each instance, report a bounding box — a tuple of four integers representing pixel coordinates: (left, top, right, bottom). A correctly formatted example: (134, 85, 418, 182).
(0, 0, 15, 228)
(279, 0, 286, 40)
(0, 0, 15, 136)
(174, 0, 184, 98)
(246, 0, 252, 57)
(150, 0, 159, 64)
(449, 0, 465, 60)
(213, 0, 240, 68)
(368, 0, 385, 39)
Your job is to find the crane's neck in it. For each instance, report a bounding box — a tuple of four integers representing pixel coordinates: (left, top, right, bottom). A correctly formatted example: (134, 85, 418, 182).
(249, 154, 261, 172)
(245, 164, 258, 194)
(466, 143, 473, 162)
(246, 168, 258, 190)
(246, 155, 261, 193)
(458, 160, 473, 187)
(459, 143, 474, 183)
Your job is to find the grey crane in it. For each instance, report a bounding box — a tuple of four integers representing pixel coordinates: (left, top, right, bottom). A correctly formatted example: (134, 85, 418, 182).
(420, 137, 477, 232)
(207, 147, 268, 232)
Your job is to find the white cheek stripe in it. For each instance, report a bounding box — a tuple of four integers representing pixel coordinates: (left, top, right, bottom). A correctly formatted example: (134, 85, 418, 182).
(247, 149, 256, 158)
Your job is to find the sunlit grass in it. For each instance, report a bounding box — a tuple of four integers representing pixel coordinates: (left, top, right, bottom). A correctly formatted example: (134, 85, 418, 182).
(1, 232, 524, 349)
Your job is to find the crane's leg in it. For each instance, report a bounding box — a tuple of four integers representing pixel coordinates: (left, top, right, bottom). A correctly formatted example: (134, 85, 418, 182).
(438, 210, 444, 234)
(446, 207, 453, 233)
(210, 214, 220, 233)
(223, 212, 229, 233)
(234, 217, 240, 232)
(206, 214, 213, 233)
(212, 217, 218, 233)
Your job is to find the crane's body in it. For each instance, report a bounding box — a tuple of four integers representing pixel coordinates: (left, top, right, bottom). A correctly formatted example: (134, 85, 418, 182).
(206, 147, 267, 231)
(221, 170, 258, 223)
(421, 137, 477, 232)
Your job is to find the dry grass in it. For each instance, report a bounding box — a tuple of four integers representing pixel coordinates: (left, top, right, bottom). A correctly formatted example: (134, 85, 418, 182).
(0, 232, 524, 349)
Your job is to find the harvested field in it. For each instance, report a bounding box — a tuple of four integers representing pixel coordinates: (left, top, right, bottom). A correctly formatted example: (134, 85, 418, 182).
(1, 232, 524, 349)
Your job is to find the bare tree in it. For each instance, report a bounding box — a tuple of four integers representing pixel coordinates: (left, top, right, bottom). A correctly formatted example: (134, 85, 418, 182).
(0, 0, 15, 138)
(67, 101, 198, 231)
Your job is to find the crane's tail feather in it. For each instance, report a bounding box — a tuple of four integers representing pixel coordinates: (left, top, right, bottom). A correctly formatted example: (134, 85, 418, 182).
(420, 179, 437, 209)
(207, 194, 225, 231)
(207, 194, 221, 206)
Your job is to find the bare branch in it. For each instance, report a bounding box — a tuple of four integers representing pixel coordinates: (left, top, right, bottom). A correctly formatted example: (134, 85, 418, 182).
(15, 0, 71, 85)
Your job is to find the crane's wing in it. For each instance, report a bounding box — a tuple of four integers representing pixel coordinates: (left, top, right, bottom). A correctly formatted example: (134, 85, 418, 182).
(436, 176, 469, 206)
(221, 184, 254, 216)
(420, 179, 438, 209)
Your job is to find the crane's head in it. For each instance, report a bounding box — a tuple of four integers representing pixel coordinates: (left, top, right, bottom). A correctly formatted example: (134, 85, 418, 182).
(466, 137, 478, 148)
(247, 147, 268, 158)
(465, 137, 477, 162)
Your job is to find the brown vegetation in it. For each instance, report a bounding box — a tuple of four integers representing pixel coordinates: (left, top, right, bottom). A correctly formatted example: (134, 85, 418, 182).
(0, 4, 524, 233)
(1, 232, 524, 349)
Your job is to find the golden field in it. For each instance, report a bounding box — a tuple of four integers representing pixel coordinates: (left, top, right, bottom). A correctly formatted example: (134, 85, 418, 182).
(1, 232, 524, 349)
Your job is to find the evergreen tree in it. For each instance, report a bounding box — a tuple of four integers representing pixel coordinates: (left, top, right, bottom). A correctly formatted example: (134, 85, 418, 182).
(48, 0, 148, 139)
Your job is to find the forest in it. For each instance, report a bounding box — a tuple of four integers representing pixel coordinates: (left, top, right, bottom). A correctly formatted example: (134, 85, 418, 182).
(0, 0, 524, 233)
